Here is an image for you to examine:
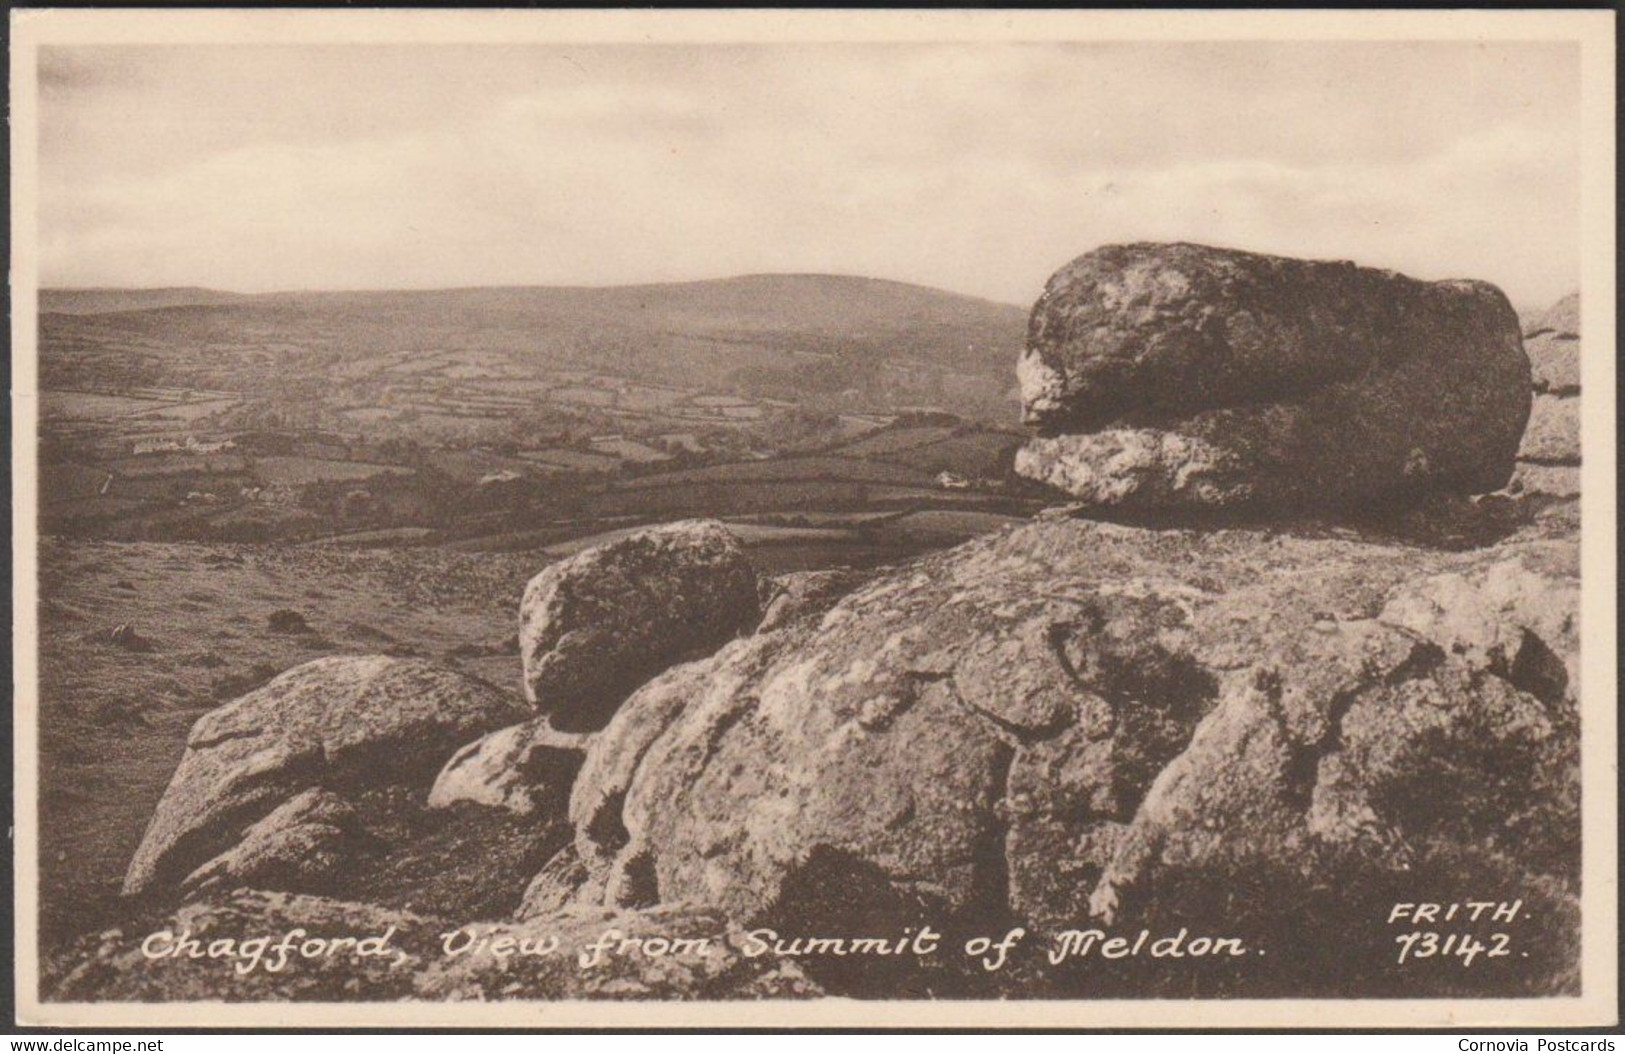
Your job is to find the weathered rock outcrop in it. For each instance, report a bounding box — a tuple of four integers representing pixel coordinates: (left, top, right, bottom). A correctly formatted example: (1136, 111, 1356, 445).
(1511, 293, 1581, 502)
(1015, 244, 1531, 513)
(520, 520, 762, 731)
(1527, 292, 1579, 343)
(1518, 397, 1581, 465)
(1525, 296, 1580, 394)
(428, 719, 589, 816)
(123, 656, 527, 897)
(565, 515, 1577, 990)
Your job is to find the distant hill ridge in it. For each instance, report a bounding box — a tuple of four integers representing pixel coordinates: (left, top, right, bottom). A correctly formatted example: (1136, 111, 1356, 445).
(40, 287, 251, 315)
(43, 274, 1022, 315)
(41, 274, 1030, 419)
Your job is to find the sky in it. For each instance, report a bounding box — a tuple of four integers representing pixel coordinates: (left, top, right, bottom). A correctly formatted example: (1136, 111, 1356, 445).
(37, 42, 1580, 309)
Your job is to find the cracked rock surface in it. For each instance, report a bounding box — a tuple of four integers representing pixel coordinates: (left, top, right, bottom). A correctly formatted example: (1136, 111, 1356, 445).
(1015, 243, 1531, 513)
(565, 514, 1577, 986)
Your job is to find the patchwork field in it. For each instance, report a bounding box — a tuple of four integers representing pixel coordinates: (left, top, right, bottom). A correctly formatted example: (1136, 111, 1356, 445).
(252, 456, 415, 485)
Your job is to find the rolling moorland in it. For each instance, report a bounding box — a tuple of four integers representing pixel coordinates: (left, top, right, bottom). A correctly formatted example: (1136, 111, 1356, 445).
(39, 275, 1035, 550)
(34, 275, 1040, 952)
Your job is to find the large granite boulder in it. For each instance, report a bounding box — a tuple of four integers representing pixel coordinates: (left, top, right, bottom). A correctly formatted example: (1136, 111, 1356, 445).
(123, 656, 526, 897)
(520, 520, 762, 732)
(1015, 244, 1531, 514)
(564, 515, 1578, 993)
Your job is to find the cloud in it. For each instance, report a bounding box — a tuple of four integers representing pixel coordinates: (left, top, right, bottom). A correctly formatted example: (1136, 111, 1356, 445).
(37, 42, 1580, 309)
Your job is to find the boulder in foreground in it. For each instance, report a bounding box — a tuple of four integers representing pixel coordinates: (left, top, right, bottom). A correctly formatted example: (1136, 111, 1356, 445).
(520, 520, 762, 731)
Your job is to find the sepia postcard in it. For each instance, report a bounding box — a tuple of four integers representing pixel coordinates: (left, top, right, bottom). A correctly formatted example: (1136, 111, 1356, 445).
(8, 8, 1618, 1030)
